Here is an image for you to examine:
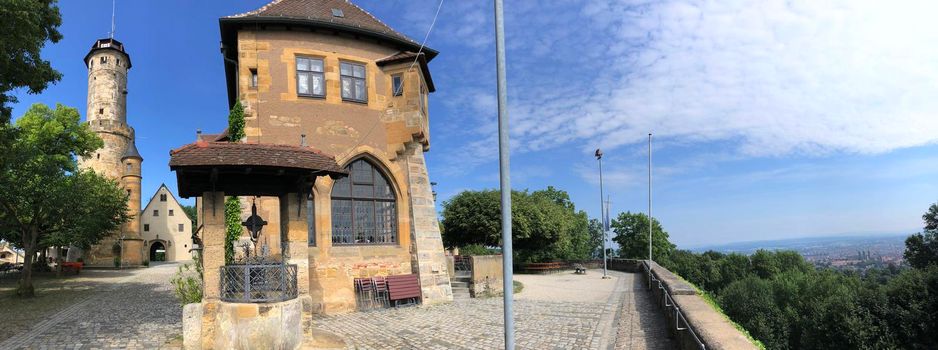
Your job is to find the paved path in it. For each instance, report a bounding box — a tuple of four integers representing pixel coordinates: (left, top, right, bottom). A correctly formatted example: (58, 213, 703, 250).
(314, 270, 675, 350)
(0, 262, 184, 350)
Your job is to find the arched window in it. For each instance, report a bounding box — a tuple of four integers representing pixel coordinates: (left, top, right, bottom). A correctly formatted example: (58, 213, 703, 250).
(331, 159, 396, 245)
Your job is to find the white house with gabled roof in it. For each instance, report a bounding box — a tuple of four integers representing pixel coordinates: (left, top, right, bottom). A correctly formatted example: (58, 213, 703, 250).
(140, 184, 193, 262)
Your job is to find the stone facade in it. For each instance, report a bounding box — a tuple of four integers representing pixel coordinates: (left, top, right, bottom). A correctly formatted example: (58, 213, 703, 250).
(140, 184, 194, 262)
(218, 3, 452, 314)
(77, 38, 145, 267)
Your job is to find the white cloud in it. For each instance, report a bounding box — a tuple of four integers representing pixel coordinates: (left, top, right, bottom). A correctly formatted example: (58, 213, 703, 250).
(433, 0, 938, 172)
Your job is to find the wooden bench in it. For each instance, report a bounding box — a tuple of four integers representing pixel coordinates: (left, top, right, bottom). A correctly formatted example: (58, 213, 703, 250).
(386, 274, 421, 307)
(62, 262, 83, 275)
(522, 262, 566, 274)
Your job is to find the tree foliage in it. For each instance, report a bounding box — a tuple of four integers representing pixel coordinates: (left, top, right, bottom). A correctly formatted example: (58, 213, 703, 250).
(0, 103, 129, 297)
(440, 187, 598, 263)
(611, 211, 675, 261)
(660, 203, 938, 349)
(906, 203, 938, 269)
(181, 204, 198, 234)
(227, 101, 245, 141)
(0, 0, 63, 122)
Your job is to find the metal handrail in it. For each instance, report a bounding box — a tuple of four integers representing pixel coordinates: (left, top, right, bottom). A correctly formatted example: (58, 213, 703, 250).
(642, 261, 706, 349)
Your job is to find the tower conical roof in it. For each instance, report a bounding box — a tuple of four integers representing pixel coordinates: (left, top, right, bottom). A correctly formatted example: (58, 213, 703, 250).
(122, 141, 142, 161)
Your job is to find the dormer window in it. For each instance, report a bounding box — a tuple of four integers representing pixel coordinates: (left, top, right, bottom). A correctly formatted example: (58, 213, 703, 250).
(296, 57, 324, 97)
(392, 74, 403, 96)
(340, 61, 367, 103)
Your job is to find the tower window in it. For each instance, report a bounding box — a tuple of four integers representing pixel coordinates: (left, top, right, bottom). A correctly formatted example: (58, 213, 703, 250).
(126, 163, 132, 171)
(249, 68, 258, 88)
(153, 210, 159, 217)
(340, 61, 367, 102)
(116, 58, 121, 66)
(296, 57, 324, 97)
(144, 224, 150, 232)
(392, 74, 403, 96)
(96, 153, 100, 159)
(99, 108, 104, 115)
(169, 209, 174, 216)
(100, 56, 108, 64)
(178, 224, 184, 232)
(160, 194, 167, 202)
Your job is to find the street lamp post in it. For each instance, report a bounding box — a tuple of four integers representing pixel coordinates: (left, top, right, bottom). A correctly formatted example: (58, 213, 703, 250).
(595, 149, 609, 279)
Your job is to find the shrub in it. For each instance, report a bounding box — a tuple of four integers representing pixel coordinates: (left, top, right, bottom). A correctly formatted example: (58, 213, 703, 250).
(142, 260, 149, 267)
(170, 255, 203, 306)
(459, 244, 498, 256)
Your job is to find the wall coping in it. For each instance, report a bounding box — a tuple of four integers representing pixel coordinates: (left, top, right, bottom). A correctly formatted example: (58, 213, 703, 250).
(609, 259, 759, 350)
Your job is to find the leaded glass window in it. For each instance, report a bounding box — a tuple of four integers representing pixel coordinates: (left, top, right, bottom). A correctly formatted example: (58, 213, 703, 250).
(296, 57, 325, 97)
(331, 159, 396, 245)
(340, 61, 367, 102)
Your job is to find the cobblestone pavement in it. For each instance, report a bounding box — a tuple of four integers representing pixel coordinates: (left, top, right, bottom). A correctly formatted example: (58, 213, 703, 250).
(615, 274, 675, 350)
(0, 262, 184, 350)
(315, 271, 676, 350)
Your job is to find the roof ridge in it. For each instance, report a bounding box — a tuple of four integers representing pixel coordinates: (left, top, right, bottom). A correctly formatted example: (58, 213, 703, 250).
(228, 0, 286, 18)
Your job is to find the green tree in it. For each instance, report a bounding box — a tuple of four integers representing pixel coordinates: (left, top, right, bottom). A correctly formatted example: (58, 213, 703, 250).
(440, 187, 594, 263)
(181, 204, 198, 234)
(0, 103, 130, 297)
(610, 211, 675, 261)
(587, 218, 604, 259)
(905, 203, 938, 269)
(0, 0, 63, 122)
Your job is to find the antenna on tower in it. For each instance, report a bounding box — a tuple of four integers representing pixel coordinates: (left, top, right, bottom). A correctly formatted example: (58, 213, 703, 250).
(109, 0, 116, 39)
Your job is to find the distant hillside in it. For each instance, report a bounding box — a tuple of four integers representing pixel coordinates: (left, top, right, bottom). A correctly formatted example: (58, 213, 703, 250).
(692, 233, 910, 254)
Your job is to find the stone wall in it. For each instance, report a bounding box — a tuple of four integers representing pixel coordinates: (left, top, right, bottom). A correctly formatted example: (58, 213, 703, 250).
(403, 142, 452, 304)
(231, 28, 451, 313)
(609, 259, 759, 350)
(469, 255, 503, 297)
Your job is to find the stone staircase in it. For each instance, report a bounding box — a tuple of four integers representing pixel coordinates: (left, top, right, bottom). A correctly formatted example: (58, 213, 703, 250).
(451, 271, 471, 300)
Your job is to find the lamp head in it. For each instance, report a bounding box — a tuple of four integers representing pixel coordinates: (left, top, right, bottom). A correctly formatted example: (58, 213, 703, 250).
(594, 148, 603, 160)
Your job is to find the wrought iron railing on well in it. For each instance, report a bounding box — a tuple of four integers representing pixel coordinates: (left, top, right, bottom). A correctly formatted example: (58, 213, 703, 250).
(221, 261, 298, 303)
(641, 261, 706, 349)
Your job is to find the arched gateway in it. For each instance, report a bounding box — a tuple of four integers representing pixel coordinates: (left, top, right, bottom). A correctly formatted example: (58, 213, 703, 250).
(148, 241, 166, 262)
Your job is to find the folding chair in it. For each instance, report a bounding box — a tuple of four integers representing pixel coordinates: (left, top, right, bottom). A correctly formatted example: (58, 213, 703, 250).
(373, 276, 389, 308)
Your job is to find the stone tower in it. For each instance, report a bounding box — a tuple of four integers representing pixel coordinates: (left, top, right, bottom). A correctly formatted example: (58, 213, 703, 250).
(78, 38, 144, 266)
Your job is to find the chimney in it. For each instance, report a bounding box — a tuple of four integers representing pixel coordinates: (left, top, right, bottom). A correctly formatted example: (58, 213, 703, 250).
(300, 134, 307, 147)
(196, 129, 202, 141)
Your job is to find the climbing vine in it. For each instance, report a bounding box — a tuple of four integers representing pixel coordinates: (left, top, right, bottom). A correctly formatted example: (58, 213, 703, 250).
(224, 196, 242, 264)
(227, 101, 245, 141)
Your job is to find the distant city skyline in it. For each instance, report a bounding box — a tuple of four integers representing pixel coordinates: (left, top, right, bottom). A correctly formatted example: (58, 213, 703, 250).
(9, 0, 938, 247)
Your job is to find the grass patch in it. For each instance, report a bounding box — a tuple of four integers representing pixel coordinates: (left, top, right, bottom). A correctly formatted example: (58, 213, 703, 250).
(512, 280, 523, 294)
(678, 276, 766, 350)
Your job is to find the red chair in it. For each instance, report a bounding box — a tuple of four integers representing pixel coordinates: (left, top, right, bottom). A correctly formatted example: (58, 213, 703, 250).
(373, 276, 389, 308)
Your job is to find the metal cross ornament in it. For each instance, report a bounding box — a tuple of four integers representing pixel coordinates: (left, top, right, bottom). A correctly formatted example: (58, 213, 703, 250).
(242, 199, 267, 243)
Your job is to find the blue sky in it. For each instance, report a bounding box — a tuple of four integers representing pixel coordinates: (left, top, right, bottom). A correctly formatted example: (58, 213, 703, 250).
(9, 0, 938, 247)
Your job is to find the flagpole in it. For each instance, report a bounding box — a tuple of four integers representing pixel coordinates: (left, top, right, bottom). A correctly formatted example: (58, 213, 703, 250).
(494, 0, 514, 348)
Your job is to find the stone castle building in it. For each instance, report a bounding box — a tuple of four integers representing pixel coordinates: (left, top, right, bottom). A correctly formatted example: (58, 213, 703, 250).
(140, 184, 194, 262)
(190, 0, 452, 314)
(77, 38, 145, 266)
